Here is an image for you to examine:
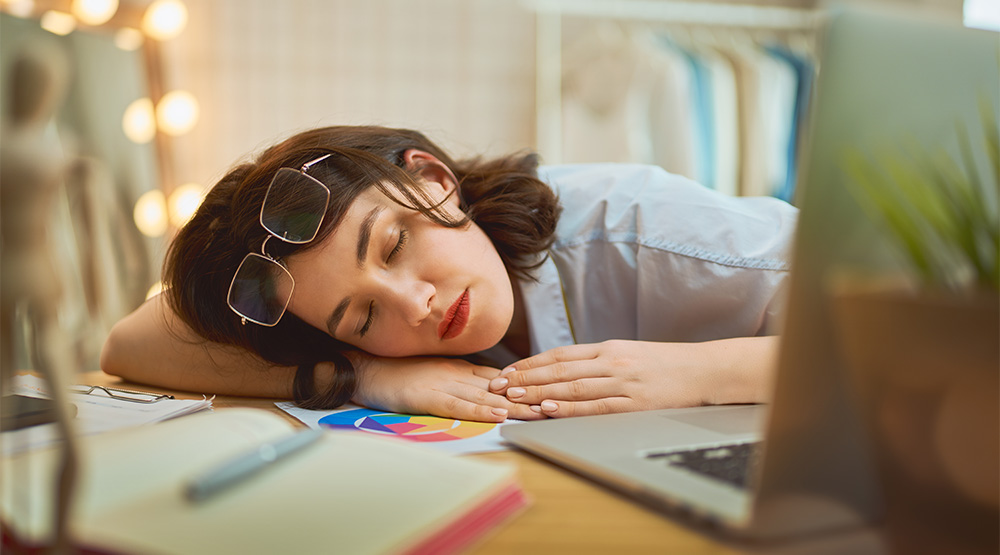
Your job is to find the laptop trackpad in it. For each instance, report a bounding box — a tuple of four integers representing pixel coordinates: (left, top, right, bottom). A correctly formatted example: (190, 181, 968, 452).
(658, 405, 765, 436)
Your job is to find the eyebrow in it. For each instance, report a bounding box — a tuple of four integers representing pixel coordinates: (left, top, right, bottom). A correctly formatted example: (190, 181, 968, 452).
(326, 297, 351, 337)
(356, 206, 384, 268)
(327, 205, 385, 336)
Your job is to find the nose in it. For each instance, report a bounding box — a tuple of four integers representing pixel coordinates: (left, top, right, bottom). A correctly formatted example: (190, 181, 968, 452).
(387, 278, 434, 327)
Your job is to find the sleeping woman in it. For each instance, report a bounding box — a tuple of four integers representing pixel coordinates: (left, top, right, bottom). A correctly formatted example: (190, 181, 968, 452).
(101, 125, 797, 422)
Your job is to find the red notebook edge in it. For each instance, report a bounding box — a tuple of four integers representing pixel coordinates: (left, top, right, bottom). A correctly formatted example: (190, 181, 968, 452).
(3, 479, 531, 555)
(403, 480, 532, 555)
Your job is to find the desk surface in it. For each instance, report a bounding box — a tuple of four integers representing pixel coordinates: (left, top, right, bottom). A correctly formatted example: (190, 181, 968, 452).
(81, 371, 884, 555)
(79, 370, 743, 554)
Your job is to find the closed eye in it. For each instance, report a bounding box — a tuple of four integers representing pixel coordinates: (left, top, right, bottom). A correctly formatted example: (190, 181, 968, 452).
(387, 228, 408, 262)
(359, 301, 375, 338)
(359, 229, 407, 338)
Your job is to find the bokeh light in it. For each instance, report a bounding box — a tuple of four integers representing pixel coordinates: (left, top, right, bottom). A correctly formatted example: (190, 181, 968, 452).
(145, 281, 165, 300)
(141, 0, 187, 41)
(123, 97, 156, 143)
(133, 189, 168, 237)
(72, 0, 118, 26)
(156, 90, 199, 136)
(167, 183, 205, 227)
(40, 10, 76, 35)
(114, 27, 144, 51)
(4, 0, 35, 18)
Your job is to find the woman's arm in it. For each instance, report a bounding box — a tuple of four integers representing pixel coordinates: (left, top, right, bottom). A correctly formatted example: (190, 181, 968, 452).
(101, 295, 541, 421)
(488, 336, 780, 417)
(101, 294, 296, 397)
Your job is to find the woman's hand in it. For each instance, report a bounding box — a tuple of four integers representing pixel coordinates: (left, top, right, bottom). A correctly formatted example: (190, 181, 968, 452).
(348, 355, 545, 423)
(488, 337, 778, 418)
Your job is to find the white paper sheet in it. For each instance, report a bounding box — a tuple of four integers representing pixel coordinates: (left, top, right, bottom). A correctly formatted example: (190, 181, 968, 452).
(2, 374, 213, 456)
(276, 402, 517, 455)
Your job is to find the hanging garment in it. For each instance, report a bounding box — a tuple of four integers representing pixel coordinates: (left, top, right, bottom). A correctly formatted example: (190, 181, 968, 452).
(754, 45, 798, 199)
(561, 23, 697, 180)
(701, 42, 740, 196)
(764, 44, 815, 203)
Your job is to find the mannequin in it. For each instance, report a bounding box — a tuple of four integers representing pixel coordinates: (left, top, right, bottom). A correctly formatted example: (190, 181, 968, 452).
(0, 38, 78, 551)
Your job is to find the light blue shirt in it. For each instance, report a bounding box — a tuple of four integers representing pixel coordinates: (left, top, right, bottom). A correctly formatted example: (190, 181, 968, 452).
(516, 164, 798, 357)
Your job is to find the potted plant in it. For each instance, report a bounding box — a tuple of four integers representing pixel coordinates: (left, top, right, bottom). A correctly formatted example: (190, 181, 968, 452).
(832, 99, 999, 555)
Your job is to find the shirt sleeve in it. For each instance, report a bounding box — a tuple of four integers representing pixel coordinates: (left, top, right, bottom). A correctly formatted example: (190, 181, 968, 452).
(538, 164, 798, 345)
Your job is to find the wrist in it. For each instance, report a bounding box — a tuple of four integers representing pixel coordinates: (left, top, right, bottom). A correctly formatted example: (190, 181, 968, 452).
(343, 351, 377, 406)
(703, 336, 778, 405)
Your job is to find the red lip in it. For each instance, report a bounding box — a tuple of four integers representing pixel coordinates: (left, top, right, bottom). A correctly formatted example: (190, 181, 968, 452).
(438, 289, 470, 340)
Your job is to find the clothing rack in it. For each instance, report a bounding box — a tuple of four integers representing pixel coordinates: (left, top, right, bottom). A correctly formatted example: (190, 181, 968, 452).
(522, 0, 822, 164)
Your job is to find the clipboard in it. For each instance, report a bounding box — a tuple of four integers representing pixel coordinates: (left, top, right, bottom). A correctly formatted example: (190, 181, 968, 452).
(4, 374, 213, 456)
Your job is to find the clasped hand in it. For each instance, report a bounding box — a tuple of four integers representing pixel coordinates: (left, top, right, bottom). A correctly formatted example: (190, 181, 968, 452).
(488, 339, 728, 418)
(350, 355, 545, 422)
(351, 337, 772, 422)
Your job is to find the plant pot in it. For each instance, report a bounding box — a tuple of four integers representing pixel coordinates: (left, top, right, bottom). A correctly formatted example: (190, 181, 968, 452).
(832, 285, 999, 555)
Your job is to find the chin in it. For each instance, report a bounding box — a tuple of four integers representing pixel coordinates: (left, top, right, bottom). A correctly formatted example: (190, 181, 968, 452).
(465, 311, 513, 354)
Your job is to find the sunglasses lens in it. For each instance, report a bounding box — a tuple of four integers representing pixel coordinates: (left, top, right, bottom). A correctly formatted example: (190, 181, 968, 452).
(228, 253, 293, 326)
(261, 168, 330, 244)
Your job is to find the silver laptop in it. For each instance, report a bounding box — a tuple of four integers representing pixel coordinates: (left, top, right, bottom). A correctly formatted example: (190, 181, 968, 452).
(501, 6, 999, 540)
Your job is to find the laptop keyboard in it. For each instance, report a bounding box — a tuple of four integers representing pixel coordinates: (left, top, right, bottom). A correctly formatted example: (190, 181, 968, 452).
(644, 441, 762, 489)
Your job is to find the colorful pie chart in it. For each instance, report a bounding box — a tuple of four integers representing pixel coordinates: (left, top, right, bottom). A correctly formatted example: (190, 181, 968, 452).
(318, 408, 496, 442)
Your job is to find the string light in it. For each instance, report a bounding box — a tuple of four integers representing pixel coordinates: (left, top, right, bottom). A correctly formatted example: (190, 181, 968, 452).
(133, 189, 168, 237)
(3, 0, 35, 18)
(156, 90, 199, 136)
(40, 10, 76, 35)
(141, 0, 187, 41)
(167, 183, 205, 227)
(113, 27, 144, 50)
(122, 98, 156, 143)
(71, 0, 118, 26)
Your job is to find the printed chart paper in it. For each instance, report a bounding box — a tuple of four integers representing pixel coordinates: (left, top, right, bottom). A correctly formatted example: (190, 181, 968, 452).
(276, 402, 516, 455)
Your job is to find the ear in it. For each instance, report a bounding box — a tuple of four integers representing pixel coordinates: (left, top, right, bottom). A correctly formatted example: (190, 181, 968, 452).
(402, 149, 460, 207)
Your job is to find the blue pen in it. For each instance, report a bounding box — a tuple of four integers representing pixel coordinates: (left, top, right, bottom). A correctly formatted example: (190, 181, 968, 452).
(185, 428, 324, 503)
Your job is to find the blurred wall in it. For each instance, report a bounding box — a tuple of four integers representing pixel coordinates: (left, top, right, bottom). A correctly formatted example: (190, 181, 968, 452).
(161, 0, 537, 190)
(159, 0, 964, 192)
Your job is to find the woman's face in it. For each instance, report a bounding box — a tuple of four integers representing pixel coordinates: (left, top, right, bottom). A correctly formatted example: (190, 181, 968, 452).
(284, 178, 514, 357)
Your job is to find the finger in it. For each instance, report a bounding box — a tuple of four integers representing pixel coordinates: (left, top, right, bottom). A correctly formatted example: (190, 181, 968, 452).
(488, 374, 510, 394)
(537, 397, 635, 418)
(433, 385, 547, 422)
(447, 369, 497, 390)
(500, 358, 610, 390)
(502, 401, 548, 421)
(506, 377, 621, 404)
(505, 344, 602, 372)
(469, 364, 502, 380)
(424, 390, 510, 422)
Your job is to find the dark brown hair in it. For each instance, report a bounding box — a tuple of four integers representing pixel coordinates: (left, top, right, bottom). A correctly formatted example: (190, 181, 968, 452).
(163, 126, 560, 408)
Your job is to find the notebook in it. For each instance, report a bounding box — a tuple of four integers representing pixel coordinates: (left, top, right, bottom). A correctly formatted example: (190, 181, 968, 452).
(1, 408, 528, 554)
(502, 5, 999, 540)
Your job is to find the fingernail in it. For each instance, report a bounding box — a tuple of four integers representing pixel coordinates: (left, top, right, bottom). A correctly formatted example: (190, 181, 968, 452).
(492, 377, 508, 389)
(500, 366, 515, 376)
(491, 408, 508, 418)
(508, 387, 525, 399)
(529, 405, 542, 413)
(541, 401, 558, 412)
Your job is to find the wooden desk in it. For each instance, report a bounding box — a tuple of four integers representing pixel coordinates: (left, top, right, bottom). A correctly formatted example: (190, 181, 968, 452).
(79, 370, 849, 555)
